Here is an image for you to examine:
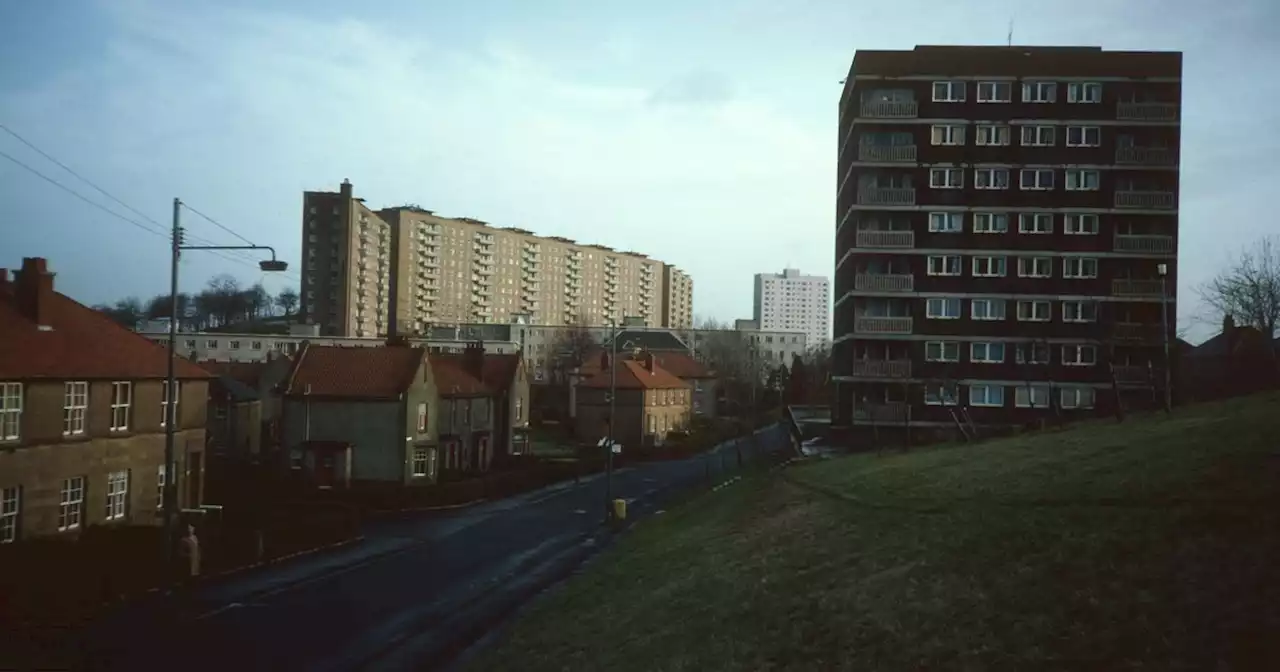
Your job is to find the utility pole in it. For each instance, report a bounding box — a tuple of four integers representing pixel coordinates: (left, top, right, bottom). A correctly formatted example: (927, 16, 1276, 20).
(605, 321, 617, 520)
(162, 198, 181, 568)
(1159, 263, 1173, 413)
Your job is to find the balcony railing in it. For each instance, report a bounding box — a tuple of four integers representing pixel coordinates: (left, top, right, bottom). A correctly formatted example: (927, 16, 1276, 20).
(1114, 234, 1175, 254)
(1112, 279, 1166, 297)
(1115, 191, 1176, 209)
(1112, 365, 1153, 384)
(853, 402, 911, 423)
(1115, 147, 1176, 166)
(854, 273, 914, 292)
(859, 101, 918, 118)
(858, 145, 917, 162)
(1116, 102, 1179, 122)
(857, 187, 916, 206)
(1112, 322, 1159, 342)
(855, 230, 915, 248)
(849, 359, 912, 379)
(854, 316, 913, 334)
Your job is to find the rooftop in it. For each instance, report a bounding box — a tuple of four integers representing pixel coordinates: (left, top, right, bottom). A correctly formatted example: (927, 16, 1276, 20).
(285, 344, 424, 398)
(578, 357, 689, 390)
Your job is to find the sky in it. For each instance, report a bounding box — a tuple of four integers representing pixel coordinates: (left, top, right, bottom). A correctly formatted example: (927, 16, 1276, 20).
(1, 0, 1277, 341)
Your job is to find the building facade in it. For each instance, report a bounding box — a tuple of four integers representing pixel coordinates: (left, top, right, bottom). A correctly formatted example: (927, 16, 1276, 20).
(662, 266, 694, 329)
(753, 268, 831, 346)
(833, 46, 1180, 433)
(574, 353, 692, 450)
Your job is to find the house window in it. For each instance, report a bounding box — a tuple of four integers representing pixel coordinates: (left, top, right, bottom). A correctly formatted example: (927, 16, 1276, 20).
(926, 298, 961, 319)
(971, 256, 1007, 278)
(927, 255, 962, 276)
(971, 342, 1006, 364)
(975, 125, 1011, 146)
(1022, 81, 1056, 103)
(969, 384, 1005, 407)
(1061, 387, 1097, 409)
(971, 299, 1006, 321)
(925, 341, 960, 362)
(924, 384, 958, 406)
(1019, 169, 1054, 190)
(1065, 213, 1100, 235)
(110, 382, 132, 431)
(1062, 345, 1098, 366)
(930, 124, 965, 146)
(156, 464, 166, 510)
(0, 382, 22, 441)
(105, 470, 129, 521)
(1068, 82, 1102, 103)
(1015, 385, 1052, 408)
(1019, 213, 1053, 234)
(461, 400, 471, 426)
(62, 381, 88, 436)
(1017, 257, 1053, 278)
(647, 414, 656, 433)
(515, 397, 523, 422)
(161, 380, 179, 428)
(1066, 126, 1102, 147)
(931, 80, 966, 102)
(975, 168, 1010, 190)
(1063, 258, 1099, 279)
(59, 476, 85, 531)
(1017, 342, 1052, 365)
(929, 212, 963, 232)
(184, 339, 197, 349)
(229, 340, 241, 350)
(1062, 301, 1098, 323)
(416, 402, 428, 433)
(1017, 300, 1052, 322)
(973, 212, 1008, 233)
(207, 340, 218, 349)
(252, 341, 263, 350)
(929, 168, 963, 189)
(412, 447, 429, 477)
(1, 486, 19, 543)
(977, 81, 1012, 102)
(1020, 125, 1055, 146)
(1065, 169, 1101, 191)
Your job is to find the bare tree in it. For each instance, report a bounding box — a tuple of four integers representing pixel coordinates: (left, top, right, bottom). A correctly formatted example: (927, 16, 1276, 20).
(275, 287, 299, 316)
(96, 297, 144, 328)
(548, 320, 598, 385)
(1199, 235, 1280, 350)
(243, 282, 271, 320)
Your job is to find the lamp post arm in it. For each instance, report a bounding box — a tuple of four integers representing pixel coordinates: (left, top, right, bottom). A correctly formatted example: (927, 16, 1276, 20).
(181, 244, 279, 261)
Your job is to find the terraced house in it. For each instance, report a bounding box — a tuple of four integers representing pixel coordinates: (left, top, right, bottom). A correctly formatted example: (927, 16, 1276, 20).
(833, 46, 1180, 438)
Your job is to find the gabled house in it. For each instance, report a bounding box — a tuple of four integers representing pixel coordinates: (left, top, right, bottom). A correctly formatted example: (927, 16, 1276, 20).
(1182, 315, 1279, 402)
(431, 349, 497, 477)
(199, 355, 293, 463)
(475, 350, 531, 459)
(575, 351, 692, 451)
(279, 344, 438, 488)
(0, 258, 212, 541)
(573, 347, 717, 420)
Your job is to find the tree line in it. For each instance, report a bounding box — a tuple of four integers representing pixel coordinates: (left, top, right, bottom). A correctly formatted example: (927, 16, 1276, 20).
(95, 273, 300, 331)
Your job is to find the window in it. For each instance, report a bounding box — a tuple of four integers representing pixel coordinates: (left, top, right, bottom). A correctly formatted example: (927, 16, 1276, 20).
(63, 382, 87, 436)
(972, 257, 1007, 278)
(1017, 300, 1051, 321)
(252, 341, 263, 350)
(930, 168, 963, 189)
(156, 464, 166, 510)
(416, 402, 428, 433)
(969, 384, 1005, 407)
(932, 80, 965, 102)
(975, 125, 1011, 146)
(931, 124, 964, 146)
(1020, 125, 1055, 146)
(1, 486, 19, 543)
(971, 299, 1007, 321)
(412, 447, 430, 477)
(229, 340, 241, 350)
(1017, 257, 1053, 278)
(924, 384, 959, 406)
(59, 477, 84, 531)
(1062, 300, 1098, 323)
(1020, 169, 1054, 190)
(926, 298, 961, 319)
(1066, 126, 1102, 147)
(1015, 385, 1051, 408)
(1064, 213, 1099, 235)
(1061, 387, 1097, 409)
(1016, 342, 1051, 364)
(1067, 82, 1102, 103)
(1063, 257, 1099, 279)
(161, 380, 179, 428)
(109, 382, 131, 432)
(1062, 344, 1098, 366)
(461, 400, 471, 426)
(971, 342, 1006, 363)
(1022, 81, 1056, 103)
(1065, 169, 1100, 191)
(973, 212, 1008, 233)
(1019, 213, 1053, 234)
(105, 470, 129, 521)
(925, 341, 960, 362)
(929, 212, 963, 233)
(974, 168, 1010, 190)
(977, 81, 1012, 102)
(927, 255, 962, 276)
(1, 382, 22, 441)
(207, 340, 218, 349)
(515, 397, 523, 422)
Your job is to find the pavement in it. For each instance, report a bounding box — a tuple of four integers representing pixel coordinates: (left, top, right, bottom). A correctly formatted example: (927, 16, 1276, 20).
(64, 424, 790, 672)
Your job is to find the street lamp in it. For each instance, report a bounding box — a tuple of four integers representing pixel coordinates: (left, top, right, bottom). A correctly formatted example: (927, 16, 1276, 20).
(604, 325, 637, 521)
(1157, 262, 1172, 413)
(163, 197, 288, 562)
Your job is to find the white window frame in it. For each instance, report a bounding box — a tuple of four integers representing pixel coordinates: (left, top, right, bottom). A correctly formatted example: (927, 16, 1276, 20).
(1017, 257, 1053, 278)
(971, 342, 1006, 364)
(976, 81, 1012, 103)
(1015, 385, 1052, 408)
(972, 212, 1008, 234)
(1019, 213, 1054, 234)
(1021, 81, 1056, 103)
(1064, 213, 1100, 235)
(161, 380, 179, 428)
(970, 299, 1007, 321)
(1, 486, 19, 543)
(931, 80, 966, 102)
(926, 298, 961, 319)
(929, 168, 963, 189)
(63, 381, 88, 436)
(110, 381, 132, 432)
(924, 341, 960, 363)
(1019, 168, 1055, 190)
(1063, 257, 1099, 279)
(969, 384, 1005, 407)
(930, 124, 965, 146)
(974, 168, 1010, 190)
(0, 382, 21, 442)
(1066, 126, 1102, 147)
(1061, 344, 1098, 366)
(1065, 169, 1101, 191)
(1062, 300, 1098, 323)
(1060, 387, 1097, 409)
(1067, 82, 1102, 104)
(412, 447, 430, 477)
(156, 464, 166, 510)
(971, 256, 1007, 278)
(975, 125, 1011, 146)
(928, 212, 963, 233)
(1016, 300, 1051, 322)
(924, 384, 959, 406)
(105, 470, 129, 521)
(1020, 125, 1055, 147)
(59, 476, 85, 531)
(927, 255, 962, 277)
(1016, 342, 1052, 365)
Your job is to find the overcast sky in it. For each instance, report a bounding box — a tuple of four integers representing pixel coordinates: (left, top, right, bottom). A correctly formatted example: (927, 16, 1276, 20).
(1, 0, 1276, 340)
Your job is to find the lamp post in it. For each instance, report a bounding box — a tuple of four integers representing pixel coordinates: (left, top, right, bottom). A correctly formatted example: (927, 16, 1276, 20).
(603, 325, 637, 521)
(164, 197, 288, 564)
(1157, 262, 1172, 414)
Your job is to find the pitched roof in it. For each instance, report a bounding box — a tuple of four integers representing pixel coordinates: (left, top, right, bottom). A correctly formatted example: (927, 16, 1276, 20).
(651, 351, 714, 379)
(578, 358, 689, 390)
(199, 360, 269, 388)
(480, 353, 522, 392)
(430, 355, 492, 397)
(0, 265, 211, 380)
(285, 344, 424, 398)
(601, 329, 689, 352)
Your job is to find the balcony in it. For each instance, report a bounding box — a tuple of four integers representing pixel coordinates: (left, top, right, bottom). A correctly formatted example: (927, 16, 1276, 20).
(1115, 191, 1176, 209)
(1112, 322, 1158, 342)
(859, 101, 918, 118)
(1112, 279, 1166, 298)
(1115, 146, 1176, 166)
(1114, 234, 1175, 254)
(854, 316, 913, 334)
(1112, 365, 1153, 385)
(853, 402, 911, 424)
(1116, 102, 1179, 122)
(849, 359, 912, 379)
(854, 273, 914, 292)
(855, 230, 915, 248)
(857, 187, 915, 206)
(858, 145, 917, 163)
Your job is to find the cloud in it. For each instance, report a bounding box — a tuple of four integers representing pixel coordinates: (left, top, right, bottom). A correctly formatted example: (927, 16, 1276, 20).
(648, 70, 736, 107)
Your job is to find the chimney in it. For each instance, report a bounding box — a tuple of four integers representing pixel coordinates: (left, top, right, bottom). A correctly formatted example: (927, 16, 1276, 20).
(16, 257, 55, 329)
(0, 268, 9, 293)
(599, 350, 610, 371)
(340, 178, 353, 199)
(463, 340, 485, 379)
(1222, 313, 1235, 335)
(641, 350, 656, 375)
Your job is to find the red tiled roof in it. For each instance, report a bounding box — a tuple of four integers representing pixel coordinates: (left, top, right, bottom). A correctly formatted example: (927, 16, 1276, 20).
(480, 353, 522, 391)
(579, 359, 689, 390)
(430, 355, 492, 397)
(285, 344, 424, 398)
(651, 351, 713, 379)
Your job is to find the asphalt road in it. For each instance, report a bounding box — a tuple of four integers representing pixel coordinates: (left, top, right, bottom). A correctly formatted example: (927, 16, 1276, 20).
(72, 425, 790, 672)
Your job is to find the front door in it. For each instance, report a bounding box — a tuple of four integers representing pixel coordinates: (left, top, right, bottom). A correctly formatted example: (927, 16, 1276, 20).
(315, 452, 336, 489)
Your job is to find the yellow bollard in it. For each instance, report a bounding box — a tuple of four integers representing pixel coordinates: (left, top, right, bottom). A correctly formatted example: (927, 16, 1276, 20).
(613, 498, 627, 521)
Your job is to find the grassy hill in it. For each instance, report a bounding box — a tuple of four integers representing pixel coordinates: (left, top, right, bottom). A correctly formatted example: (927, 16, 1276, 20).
(470, 393, 1280, 671)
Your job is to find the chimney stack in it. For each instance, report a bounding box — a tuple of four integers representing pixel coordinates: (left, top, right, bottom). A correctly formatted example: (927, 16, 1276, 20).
(340, 178, 353, 199)
(641, 350, 656, 375)
(16, 257, 54, 329)
(599, 350, 610, 371)
(463, 340, 485, 379)
(1222, 313, 1235, 335)
(0, 268, 9, 293)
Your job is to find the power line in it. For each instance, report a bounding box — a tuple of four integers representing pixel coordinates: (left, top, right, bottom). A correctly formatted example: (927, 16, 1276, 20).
(180, 201, 255, 246)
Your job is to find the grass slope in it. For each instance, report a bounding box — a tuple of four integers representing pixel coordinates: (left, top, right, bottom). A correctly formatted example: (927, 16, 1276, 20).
(470, 393, 1280, 671)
